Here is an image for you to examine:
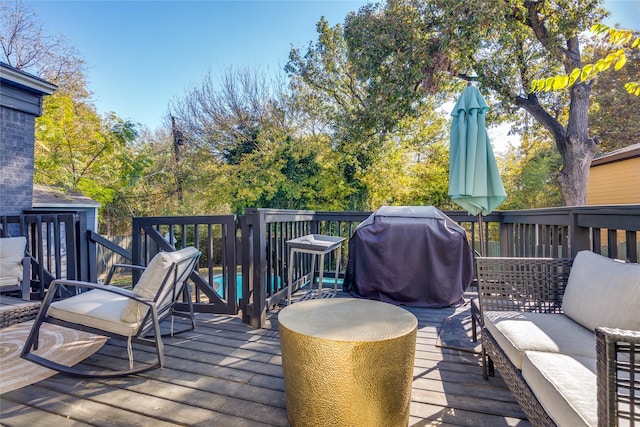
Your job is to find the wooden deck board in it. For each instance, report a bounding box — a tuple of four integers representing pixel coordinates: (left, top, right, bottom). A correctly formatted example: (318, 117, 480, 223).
(0, 293, 529, 426)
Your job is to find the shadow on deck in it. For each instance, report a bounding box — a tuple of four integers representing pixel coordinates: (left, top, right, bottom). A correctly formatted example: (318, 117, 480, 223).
(0, 293, 529, 426)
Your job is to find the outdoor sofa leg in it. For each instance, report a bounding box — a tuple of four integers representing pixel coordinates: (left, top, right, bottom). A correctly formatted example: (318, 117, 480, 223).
(471, 315, 478, 342)
(482, 348, 488, 380)
(482, 348, 495, 380)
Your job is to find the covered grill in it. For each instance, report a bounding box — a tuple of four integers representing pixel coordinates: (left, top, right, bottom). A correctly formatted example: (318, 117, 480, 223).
(344, 206, 474, 307)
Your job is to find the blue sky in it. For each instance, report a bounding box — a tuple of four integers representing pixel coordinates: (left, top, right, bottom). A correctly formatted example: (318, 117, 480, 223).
(25, 0, 640, 131)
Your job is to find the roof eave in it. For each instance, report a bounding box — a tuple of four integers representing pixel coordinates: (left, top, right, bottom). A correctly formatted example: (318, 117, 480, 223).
(0, 62, 57, 95)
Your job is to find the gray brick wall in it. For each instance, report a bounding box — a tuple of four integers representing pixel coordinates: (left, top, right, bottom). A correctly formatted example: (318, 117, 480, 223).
(0, 105, 35, 216)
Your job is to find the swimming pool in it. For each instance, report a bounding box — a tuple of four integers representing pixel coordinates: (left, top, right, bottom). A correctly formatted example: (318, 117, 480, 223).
(212, 274, 343, 299)
(213, 273, 243, 299)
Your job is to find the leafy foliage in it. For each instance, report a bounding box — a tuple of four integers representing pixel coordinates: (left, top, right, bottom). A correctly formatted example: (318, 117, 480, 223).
(588, 44, 640, 151)
(286, 18, 376, 209)
(531, 24, 640, 95)
(9, 0, 639, 231)
(286, 15, 450, 210)
(169, 67, 359, 214)
(334, 0, 611, 206)
(35, 91, 149, 225)
(501, 137, 563, 209)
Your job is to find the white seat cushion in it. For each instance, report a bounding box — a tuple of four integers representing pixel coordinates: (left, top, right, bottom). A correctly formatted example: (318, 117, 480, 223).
(48, 289, 140, 336)
(562, 250, 640, 332)
(0, 236, 26, 287)
(484, 311, 595, 369)
(0, 276, 21, 287)
(522, 351, 597, 427)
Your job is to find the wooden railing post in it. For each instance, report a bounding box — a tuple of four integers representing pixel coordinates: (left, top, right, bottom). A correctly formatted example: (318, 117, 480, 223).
(500, 220, 513, 256)
(237, 215, 249, 322)
(75, 211, 91, 282)
(87, 229, 97, 283)
(131, 218, 142, 284)
(570, 208, 592, 257)
(252, 209, 268, 329)
(241, 209, 268, 328)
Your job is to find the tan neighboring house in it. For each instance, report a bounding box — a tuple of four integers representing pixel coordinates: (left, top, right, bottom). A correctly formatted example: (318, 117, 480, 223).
(587, 143, 640, 205)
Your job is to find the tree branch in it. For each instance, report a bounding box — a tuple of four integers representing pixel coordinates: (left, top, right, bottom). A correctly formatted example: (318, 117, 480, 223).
(523, 0, 575, 67)
(514, 93, 567, 156)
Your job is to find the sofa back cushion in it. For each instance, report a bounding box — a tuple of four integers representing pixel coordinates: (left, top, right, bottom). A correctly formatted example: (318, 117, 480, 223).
(562, 250, 640, 332)
(0, 236, 27, 287)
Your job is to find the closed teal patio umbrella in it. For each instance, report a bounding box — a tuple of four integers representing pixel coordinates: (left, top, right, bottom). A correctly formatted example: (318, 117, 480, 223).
(448, 84, 506, 255)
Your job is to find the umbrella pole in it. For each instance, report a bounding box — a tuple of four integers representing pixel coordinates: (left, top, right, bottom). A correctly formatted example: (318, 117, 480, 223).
(478, 214, 485, 257)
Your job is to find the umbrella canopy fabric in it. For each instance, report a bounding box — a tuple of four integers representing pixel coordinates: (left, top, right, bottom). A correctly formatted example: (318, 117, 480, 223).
(448, 85, 506, 216)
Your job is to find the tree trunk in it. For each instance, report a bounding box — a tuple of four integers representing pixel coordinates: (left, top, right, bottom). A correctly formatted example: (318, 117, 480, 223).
(515, 83, 597, 206)
(556, 136, 595, 206)
(507, 17, 599, 205)
(557, 83, 598, 206)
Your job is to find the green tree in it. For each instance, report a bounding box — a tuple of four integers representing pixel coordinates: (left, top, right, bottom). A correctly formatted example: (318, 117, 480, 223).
(110, 127, 214, 220)
(588, 42, 640, 152)
(342, 0, 611, 206)
(286, 16, 449, 210)
(286, 18, 372, 209)
(410, 142, 457, 209)
(501, 136, 563, 210)
(170, 67, 353, 214)
(35, 92, 148, 224)
(216, 137, 320, 213)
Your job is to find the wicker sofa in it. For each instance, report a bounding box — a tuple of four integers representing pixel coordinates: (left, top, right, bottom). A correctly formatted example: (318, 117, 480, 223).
(477, 251, 640, 427)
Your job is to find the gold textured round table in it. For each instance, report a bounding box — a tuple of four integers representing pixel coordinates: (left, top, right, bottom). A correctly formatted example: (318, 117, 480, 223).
(278, 298, 418, 427)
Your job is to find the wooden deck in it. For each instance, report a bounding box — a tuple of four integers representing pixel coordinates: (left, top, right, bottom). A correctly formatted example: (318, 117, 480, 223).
(0, 293, 529, 426)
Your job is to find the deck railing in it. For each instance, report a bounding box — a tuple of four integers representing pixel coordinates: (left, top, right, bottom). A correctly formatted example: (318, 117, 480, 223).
(2, 205, 639, 327)
(1, 211, 89, 299)
(239, 206, 639, 327)
(238, 209, 371, 327)
(130, 215, 239, 315)
(499, 205, 640, 261)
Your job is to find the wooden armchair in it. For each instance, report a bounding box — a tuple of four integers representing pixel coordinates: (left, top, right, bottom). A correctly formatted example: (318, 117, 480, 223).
(21, 246, 201, 377)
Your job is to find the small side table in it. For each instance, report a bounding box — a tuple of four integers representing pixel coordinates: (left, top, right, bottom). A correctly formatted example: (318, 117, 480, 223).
(279, 299, 418, 426)
(286, 234, 345, 305)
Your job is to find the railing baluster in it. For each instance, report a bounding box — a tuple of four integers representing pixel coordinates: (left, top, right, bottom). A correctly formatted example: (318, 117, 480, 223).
(627, 231, 638, 263)
(608, 229, 618, 259)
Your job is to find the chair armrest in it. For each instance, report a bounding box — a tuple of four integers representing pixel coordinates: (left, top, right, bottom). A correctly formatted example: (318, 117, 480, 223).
(104, 263, 146, 286)
(596, 327, 640, 426)
(476, 257, 573, 313)
(109, 263, 146, 272)
(48, 279, 155, 307)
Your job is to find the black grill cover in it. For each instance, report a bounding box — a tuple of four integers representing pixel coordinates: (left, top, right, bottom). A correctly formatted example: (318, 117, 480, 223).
(344, 206, 474, 307)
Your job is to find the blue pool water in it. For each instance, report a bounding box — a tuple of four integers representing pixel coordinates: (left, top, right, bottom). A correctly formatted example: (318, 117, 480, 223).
(213, 274, 243, 299)
(213, 274, 343, 299)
